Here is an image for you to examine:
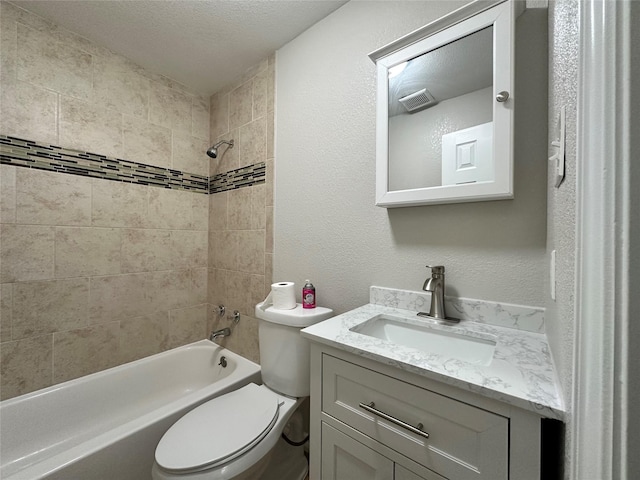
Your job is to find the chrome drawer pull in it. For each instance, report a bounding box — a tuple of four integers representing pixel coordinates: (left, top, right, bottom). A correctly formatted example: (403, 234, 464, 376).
(359, 402, 430, 439)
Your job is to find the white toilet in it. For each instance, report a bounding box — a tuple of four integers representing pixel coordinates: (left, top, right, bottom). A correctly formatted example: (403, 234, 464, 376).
(152, 302, 333, 480)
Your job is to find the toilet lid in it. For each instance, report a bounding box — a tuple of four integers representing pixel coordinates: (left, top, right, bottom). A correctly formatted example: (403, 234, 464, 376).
(155, 383, 280, 473)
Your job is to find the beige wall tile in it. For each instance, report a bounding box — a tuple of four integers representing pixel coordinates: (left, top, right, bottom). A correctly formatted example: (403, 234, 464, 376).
(215, 230, 238, 271)
(229, 81, 253, 131)
(155, 268, 208, 313)
(1, 165, 17, 224)
(264, 253, 273, 294)
(228, 187, 252, 230)
(238, 58, 268, 89)
(208, 231, 223, 270)
(168, 304, 208, 348)
(12, 278, 88, 339)
(92, 179, 148, 228)
(0, 80, 58, 145)
(237, 230, 265, 275)
(120, 312, 170, 363)
(267, 109, 275, 159)
(265, 158, 274, 206)
(121, 229, 172, 273)
(209, 92, 229, 141)
(53, 322, 120, 383)
(190, 193, 209, 231)
(123, 115, 172, 168)
(208, 192, 228, 232)
(16, 168, 91, 226)
(60, 96, 123, 159)
(267, 59, 275, 114)
(0, 334, 53, 400)
(208, 268, 226, 306)
(239, 117, 267, 168)
(55, 227, 121, 278)
(147, 188, 209, 231)
(149, 82, 192, 132)
(90, 272, 151, 323)
(148, 188, 193, 230)
(172, 132, 209, 176)
(251, 184, 266, 230)
(93, 53, 149, 119)
(0, 224, 54, 283)
(233, 314, 261, 364)
(192, 96, 210, 141)
(224, 271, 264, 317)
(0, 3, 18, 86)
(170, 230, 208, 270)
(1, 283, 13, 343)
(253, 67, 268, 120)
(17, 23, 92, 101)
(212, 128, 240, 174)
(266, 205, 274, 254)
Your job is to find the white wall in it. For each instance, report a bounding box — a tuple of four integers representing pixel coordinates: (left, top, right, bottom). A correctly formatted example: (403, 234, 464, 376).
(274, 1, 548, 315)
(545, 1, 578, 473)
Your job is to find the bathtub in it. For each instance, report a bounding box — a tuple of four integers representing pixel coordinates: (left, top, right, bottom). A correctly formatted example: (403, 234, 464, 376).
(0, 340, 261, 480)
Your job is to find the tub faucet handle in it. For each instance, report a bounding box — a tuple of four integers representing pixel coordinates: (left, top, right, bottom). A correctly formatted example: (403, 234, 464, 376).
(209, 327, 231, 342)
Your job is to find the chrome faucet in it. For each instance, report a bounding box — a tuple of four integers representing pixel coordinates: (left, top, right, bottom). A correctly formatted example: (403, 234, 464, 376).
(209, 328, 231, 342)
(419, 265, 459, 324)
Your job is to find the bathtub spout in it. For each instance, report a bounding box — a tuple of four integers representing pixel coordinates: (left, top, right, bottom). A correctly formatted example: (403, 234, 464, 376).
(210, 328, 231, 342)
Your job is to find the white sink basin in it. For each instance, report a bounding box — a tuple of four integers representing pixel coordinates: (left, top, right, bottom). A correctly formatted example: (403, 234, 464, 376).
(350, 315, 496, 366)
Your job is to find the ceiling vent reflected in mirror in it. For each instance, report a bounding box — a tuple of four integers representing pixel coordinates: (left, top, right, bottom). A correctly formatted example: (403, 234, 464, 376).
(399, 88, 437, 112)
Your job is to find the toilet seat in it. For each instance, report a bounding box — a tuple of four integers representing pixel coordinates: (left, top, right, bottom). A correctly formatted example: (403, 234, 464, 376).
(155, 383, 280, 474)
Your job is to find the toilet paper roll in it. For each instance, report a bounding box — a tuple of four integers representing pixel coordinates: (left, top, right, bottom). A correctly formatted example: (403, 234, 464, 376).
(264, 282, 297, 310)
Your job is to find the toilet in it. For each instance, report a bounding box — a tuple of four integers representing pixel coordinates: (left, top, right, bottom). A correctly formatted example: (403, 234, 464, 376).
(151, 302, 333, 480)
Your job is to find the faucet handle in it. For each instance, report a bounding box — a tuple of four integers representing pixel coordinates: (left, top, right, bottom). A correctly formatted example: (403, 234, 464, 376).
(426, 265, 445, 275)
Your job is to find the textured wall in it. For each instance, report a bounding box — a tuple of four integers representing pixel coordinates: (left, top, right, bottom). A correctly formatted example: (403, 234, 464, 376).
(0, 2, 210, 399)
(274, 1, 548, 315)
(207, 57, 275, 364)
(545, 0, 578, 473)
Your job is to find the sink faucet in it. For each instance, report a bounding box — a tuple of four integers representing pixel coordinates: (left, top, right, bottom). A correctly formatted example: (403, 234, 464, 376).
(210, 327, 231, 342)
(419, 265, 459, 324)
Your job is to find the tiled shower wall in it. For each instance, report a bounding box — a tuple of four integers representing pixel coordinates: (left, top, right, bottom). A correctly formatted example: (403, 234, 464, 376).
(206, 57, 275, 364)
(0, 2, 274, 400)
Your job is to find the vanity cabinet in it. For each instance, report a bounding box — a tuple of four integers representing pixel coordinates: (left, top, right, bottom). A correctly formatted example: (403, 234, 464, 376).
(309, 343, 545, 480)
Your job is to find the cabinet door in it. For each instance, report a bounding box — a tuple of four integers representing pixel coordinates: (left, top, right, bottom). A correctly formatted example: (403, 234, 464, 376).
(321, 422, 393, 480)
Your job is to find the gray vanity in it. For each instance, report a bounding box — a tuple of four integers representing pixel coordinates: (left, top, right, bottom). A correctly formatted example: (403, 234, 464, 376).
(302, 286, 563, 480)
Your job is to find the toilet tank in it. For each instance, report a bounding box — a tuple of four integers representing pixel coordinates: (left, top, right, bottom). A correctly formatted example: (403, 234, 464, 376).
(255, 303, 333, 397)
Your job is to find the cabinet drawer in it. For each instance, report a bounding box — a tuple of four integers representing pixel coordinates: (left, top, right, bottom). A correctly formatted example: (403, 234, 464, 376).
(321, 354, 508, 480)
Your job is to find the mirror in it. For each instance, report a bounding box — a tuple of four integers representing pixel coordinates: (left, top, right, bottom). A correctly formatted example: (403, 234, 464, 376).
(370, 1, 523, 207)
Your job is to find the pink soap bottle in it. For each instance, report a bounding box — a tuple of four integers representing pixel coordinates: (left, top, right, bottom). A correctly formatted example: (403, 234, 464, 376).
(302, 280, 316, 309)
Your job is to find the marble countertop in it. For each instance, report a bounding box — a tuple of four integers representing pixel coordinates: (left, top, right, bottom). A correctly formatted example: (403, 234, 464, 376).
(301, 302, 564, 420)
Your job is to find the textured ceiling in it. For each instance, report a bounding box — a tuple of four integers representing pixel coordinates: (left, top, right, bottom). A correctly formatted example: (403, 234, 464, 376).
(10, 0, 348, 95)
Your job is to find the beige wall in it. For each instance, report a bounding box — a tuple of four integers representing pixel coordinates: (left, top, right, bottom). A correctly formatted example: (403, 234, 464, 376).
(274, 1, 548, 315)
(207, 57, 275, 364)
(0, 2, 213, 400)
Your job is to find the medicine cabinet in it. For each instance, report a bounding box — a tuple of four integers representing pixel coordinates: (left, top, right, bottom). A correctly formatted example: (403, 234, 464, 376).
(370, 0, 524, 207)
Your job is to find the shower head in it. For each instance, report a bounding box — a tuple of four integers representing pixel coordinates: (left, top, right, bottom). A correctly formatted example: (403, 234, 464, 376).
(206, 139, 234, 159)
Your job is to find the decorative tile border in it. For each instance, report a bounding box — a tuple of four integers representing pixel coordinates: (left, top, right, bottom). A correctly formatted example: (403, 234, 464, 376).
(0, 135, 265, 194)
(210, 163, 266, 194)
(370, 286, 545, 334)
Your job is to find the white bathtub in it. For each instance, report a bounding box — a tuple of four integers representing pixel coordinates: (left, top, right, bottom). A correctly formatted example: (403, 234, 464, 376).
(0, 340, 261, 480)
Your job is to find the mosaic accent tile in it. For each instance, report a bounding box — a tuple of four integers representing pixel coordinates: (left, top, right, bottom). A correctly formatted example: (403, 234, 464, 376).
(210, 163, 266, 194)
(0, 135, 266, 194)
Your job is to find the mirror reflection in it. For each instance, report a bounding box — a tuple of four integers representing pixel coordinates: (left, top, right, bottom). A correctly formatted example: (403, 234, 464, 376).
(388, 26, 493, 191)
